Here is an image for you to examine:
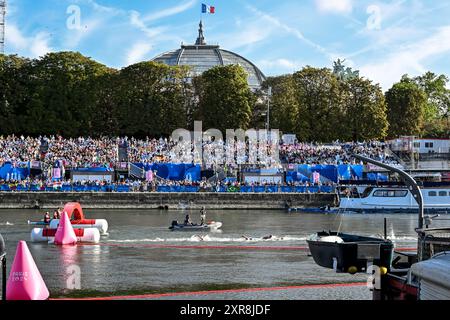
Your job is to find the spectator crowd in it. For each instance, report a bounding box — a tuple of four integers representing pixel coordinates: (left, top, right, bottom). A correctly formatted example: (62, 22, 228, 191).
(0, 135, 402, 193)
(0, 135, 399, 169)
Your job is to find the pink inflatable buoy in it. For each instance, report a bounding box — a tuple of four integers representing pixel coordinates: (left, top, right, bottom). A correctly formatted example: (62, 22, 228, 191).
(54, 211, 77, 245)
(6, 241, 50, 300)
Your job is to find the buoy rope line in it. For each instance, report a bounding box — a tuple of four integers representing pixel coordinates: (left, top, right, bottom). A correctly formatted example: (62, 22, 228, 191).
(77, 243, 416, 252)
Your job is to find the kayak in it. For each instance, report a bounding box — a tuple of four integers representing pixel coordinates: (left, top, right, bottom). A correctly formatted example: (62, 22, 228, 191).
(27, 220, 51, 226)
(169, 221, 222, 232)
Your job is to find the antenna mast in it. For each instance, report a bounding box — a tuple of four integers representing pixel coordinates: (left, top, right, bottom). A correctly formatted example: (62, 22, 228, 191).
(0, 0, 5, 54)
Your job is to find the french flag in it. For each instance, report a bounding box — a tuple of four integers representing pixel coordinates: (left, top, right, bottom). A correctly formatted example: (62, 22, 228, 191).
(202, 3, 215, 14)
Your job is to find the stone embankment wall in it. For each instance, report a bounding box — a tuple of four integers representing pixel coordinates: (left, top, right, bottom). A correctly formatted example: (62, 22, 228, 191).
(0, 192, 338, 210)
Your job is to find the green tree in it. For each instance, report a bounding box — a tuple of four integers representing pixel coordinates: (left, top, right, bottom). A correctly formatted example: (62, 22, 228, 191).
(21, 52, 111, 136)
(385, 77, 427, 137)
(0, 54, 33, 134)
(413, 72, 450, 137)
(115, 61, 189, 137)
(260, 75, 298, 134)
(340, 77, 388, 141)
(194, 65, 255, 133)
(92, 71, 120, 136)
(292, 67, 341, 142)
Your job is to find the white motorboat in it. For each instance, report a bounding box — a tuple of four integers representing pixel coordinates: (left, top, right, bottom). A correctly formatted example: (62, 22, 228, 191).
(338, 183, 450, 213)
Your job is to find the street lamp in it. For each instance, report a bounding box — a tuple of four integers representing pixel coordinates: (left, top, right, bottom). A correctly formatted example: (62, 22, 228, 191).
(265, 86, 272, 132)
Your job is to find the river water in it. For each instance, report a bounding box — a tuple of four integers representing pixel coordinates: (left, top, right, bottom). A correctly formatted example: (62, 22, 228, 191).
(0, 209, 439, 300)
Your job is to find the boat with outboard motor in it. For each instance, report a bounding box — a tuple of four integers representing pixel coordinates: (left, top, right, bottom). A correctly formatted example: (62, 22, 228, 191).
(306, 154, 450, 300)
(169, 220, 222, 232)
(307, 231, 394, 273)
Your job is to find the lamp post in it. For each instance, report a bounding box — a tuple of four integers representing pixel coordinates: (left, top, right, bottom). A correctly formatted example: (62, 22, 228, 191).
(265, 86, 272, 132)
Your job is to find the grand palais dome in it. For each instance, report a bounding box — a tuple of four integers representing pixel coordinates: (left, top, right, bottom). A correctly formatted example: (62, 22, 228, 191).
(152, 21, 266, 90)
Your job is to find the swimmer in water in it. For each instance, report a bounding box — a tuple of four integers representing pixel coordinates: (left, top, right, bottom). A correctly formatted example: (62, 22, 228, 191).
(241, 235, 253, 241)
(193, 234, 205, 241)
(262, 235, 273, 240)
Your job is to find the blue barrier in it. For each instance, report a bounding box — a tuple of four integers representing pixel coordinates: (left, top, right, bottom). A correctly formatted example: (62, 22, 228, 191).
(61, 185, 73, 192)
(29, 185, 40, 192)
(157, 186, 171, 192)
(184, 186, 199, 193)
(253, 186, 265, 193)
(16, 185, 28, 191)
(0, 183, 335, 194)
(169, 186, 181, 192)
(73, 186, 86, 192)
(281, 186, 294, 193)
(116, 185, 130, 192)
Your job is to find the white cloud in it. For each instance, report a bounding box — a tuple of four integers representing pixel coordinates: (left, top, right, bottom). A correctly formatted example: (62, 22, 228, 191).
(126, 42, 153, 65)
(315, 0, 353, 14)
(6, 24, 28, 49)
(141, 0, 197, 23)
(359, 26, 450, 90)
(129, 11, 167, 39)
(6, 24, 52, 58)
(259, 59, 301, 71)
(30, 32, 52, 58)
(246, 6, 337, 61)
(63, 17, 103, 49)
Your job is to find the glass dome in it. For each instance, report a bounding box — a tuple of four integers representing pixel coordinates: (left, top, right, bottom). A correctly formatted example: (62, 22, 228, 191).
(152, 21, 266, 90)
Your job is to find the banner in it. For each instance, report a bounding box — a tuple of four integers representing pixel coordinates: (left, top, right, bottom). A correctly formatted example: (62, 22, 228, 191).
(146, 170, 154, 182)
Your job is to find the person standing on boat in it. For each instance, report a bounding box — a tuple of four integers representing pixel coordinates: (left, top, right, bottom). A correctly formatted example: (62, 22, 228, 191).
(184, 214, 192, 225)
(43, 212, 51, 224)
(200, 206, 206, 225)
(57, 207, 63, 219)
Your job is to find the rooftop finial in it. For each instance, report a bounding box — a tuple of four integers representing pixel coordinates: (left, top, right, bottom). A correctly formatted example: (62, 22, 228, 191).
(195, 20, 206, 45)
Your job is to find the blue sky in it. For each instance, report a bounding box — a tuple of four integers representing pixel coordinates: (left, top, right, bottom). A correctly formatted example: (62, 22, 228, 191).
(4, 0, 450, 90)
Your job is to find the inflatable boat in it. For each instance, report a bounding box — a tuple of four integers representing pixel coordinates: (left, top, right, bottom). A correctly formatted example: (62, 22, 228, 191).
(30, 227, 100, 243)
(169, 221, 222, 232)
(45, 203, 108, 235)
(49, 218, 108, 235)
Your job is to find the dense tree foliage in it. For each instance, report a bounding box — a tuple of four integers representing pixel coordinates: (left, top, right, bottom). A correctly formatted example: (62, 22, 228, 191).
(340, 77, 388, 141)
(0, 52, 448, 140)
(385, 77, 427, 137)
(259, 75, 298, 133)
(265, 65, 388, 142)
(114, 62, 189, 137)
(292, 67, 341, 141)
(412, 72, 450, 138)
(193, 65, 255, 133)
